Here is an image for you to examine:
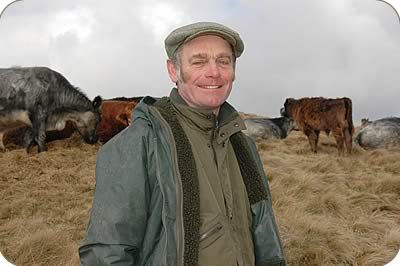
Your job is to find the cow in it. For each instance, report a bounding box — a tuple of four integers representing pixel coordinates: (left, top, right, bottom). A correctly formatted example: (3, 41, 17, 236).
(96, 100, 139, 144)
(354, 117, 400, 149)
(243, 117, 295, 140)
(1, 120, 77, 151)
(280, 97, 354, 155)
(0, 66, 102, 152)
(0, 110, 31, 151)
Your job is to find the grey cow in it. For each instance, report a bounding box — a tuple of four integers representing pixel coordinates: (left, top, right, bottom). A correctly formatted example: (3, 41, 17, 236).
(355, 117, 400, 149)
(243, 117, 295, 140)
(0, 66, 102, 152)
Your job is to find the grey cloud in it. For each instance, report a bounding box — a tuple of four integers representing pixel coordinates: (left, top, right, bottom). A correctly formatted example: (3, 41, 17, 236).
(0, 0, 399, 124)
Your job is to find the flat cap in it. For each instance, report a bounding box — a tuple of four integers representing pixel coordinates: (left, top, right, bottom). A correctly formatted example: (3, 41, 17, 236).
(165, 21, 244, 59)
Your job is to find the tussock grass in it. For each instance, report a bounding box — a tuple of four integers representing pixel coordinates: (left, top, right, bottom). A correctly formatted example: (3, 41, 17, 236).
(0, 130, 399, 265)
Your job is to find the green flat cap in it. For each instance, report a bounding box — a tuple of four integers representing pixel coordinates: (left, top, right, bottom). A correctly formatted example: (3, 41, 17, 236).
(165, 21, 244, 59)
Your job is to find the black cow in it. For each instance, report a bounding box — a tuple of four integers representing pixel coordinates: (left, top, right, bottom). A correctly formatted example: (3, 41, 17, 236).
(243, 117, 295, 140)
(0, 66, 102, 152)
(355, 117, 400, 149)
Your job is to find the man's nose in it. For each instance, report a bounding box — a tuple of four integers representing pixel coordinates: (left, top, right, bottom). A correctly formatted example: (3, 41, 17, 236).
(204, 62, 221, 78)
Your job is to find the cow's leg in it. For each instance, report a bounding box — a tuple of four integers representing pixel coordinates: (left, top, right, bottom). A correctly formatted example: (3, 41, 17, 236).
(314, 130, 320, 150)
(305, 129, 318, 153)
(29, 105, 48, 152)
(333, 129, 345, 155)
(344, 127, 352, 154)
(0, 132, 5, 152)
(23, 128, 35, 152)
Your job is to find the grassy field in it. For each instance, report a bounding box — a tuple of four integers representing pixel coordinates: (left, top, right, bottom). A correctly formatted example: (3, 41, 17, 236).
(1, 128, 399, 265)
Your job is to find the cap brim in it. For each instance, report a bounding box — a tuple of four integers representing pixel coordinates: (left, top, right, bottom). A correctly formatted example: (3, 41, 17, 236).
(184, 30, 237, 48)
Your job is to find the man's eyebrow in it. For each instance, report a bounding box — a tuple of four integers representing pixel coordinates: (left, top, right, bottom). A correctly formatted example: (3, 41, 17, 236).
(190, 53, 208, 59)
(216, 52, 233, 58)
(189, 53, 233, 60)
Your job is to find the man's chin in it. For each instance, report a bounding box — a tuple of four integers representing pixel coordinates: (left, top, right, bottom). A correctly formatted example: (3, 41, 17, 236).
(202, 100, 225, 110)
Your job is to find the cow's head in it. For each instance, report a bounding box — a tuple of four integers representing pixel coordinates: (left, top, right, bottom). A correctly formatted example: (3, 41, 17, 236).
(74, 96, 102, 144)
(280, 98, 295, 118)
(360, 118, 370, 128)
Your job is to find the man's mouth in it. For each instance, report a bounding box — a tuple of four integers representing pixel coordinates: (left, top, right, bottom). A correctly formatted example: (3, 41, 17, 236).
(198, 85, 222, 89)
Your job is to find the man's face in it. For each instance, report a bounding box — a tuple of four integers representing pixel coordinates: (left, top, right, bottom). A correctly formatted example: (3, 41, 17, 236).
(167, 35, 236, 113)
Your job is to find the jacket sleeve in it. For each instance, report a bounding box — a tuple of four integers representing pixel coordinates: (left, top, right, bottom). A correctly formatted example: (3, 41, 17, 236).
(245, 137, 286, 266)
(79, 118, 154, 265)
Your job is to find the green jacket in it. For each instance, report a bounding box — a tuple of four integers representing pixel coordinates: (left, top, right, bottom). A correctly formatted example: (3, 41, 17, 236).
(79, 96, 286, 266)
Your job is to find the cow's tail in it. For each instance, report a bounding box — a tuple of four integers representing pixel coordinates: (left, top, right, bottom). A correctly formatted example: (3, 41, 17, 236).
(344, 97, 354, 135)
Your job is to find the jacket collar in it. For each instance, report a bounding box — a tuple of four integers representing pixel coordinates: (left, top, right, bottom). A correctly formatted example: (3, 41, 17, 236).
(169, 88, 246, 144)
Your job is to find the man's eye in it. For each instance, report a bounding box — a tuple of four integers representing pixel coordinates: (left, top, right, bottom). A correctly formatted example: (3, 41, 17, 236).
(217, 58, 231, 65)
(192, 61, 205, 65)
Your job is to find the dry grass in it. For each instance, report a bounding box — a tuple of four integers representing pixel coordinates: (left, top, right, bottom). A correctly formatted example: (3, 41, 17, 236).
(1, 130, 399, 265)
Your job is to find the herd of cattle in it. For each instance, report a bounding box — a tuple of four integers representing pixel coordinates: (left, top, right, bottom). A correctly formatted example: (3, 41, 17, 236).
(1, 66, 399, 154)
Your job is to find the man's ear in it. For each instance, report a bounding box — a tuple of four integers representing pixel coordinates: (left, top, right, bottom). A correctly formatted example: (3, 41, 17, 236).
(166, 59, 178, 83)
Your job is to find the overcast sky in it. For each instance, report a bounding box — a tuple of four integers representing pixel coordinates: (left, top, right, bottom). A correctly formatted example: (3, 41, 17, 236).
(1, 0, 399, 123)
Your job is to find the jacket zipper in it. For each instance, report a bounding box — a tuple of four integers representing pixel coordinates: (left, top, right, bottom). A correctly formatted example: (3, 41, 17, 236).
(211, 116, 233, 220)
(211, 117, 219, 167)
(199, 222, 223, 242)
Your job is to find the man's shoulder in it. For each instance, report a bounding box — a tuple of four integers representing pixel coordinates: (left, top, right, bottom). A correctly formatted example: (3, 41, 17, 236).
(132, 96, 164, 119)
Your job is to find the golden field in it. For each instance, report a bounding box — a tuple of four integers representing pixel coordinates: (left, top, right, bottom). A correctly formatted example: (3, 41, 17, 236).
(0, 127, 399, 265)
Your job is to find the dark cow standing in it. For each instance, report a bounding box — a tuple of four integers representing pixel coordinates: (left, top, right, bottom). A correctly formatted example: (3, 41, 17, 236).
(281, 97, 354, 154)
(0, 66, 102, 152)
(243, 117, 295, 140)
(355, 117, 400, 149)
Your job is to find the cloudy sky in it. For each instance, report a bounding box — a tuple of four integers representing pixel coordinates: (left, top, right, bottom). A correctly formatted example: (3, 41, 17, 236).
(1, 0, 399, 123)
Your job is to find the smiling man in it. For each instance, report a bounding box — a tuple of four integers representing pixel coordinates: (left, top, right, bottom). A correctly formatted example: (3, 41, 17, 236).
(79, 22, 286, 266)
(167, 34, 235, 112)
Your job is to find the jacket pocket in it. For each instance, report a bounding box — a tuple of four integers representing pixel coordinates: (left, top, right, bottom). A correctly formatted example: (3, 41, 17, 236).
(199, 222, 224, 249)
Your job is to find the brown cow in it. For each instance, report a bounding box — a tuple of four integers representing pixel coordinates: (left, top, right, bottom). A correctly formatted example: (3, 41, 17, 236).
(280, 97, 354, 155)
(96, 100, 139, 144)
(1, 119, 77, 152)
(0, 110, 31, 151)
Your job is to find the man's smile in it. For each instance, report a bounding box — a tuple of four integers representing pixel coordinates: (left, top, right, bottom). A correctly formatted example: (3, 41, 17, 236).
(197, 85, 223, 89)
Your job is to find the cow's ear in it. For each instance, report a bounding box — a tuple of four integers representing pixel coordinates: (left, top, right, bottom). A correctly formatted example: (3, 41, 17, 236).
(286, 98, 295, 105)
(284, 98, 289, 106)
(93, 96, 103, 109)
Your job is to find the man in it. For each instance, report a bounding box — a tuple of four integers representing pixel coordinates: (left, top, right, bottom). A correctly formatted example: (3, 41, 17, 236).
(79, 21, 286, 266)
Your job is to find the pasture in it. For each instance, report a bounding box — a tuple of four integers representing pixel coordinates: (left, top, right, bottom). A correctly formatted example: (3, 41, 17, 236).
(0, 128, 399, 265)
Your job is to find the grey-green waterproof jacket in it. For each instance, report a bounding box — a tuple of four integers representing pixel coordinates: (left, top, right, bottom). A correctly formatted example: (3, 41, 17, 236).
(79, 96, 286, 266)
